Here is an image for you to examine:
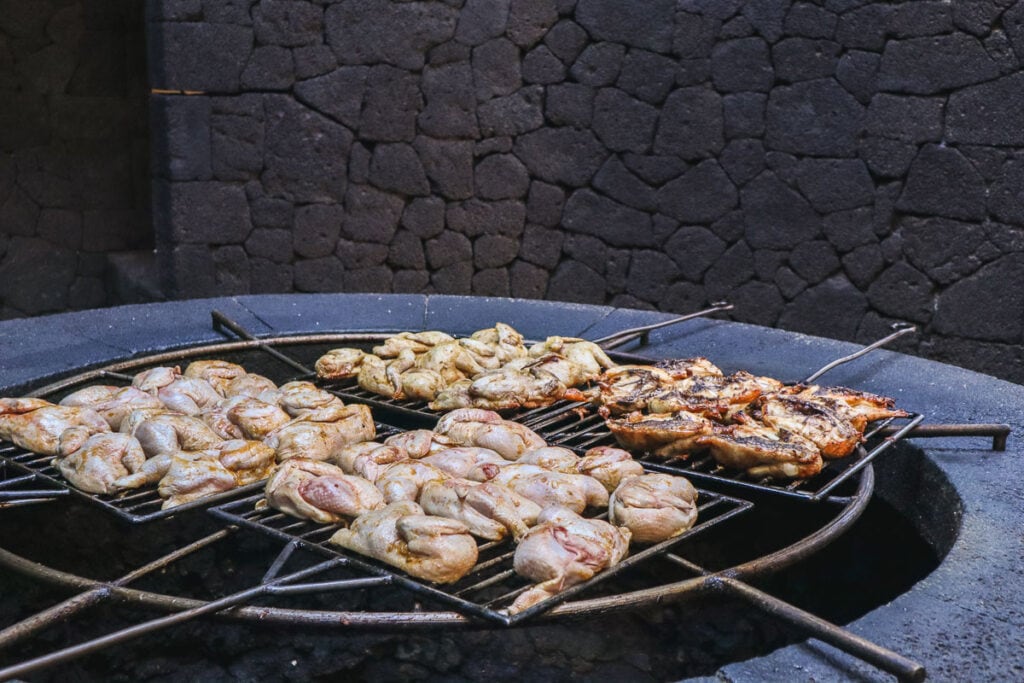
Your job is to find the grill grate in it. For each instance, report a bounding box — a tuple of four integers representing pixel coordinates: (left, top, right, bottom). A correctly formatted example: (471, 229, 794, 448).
(210, 486, 752, 625)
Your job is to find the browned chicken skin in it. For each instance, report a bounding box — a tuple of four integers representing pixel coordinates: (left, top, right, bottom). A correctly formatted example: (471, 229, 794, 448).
(696, 421, 823, 479)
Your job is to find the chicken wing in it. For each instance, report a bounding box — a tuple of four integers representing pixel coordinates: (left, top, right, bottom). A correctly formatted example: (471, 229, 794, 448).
(490, 464, 609, 513)
(265, 458, 385, 524)
(434, 409, 546, 460)
(609, 473, 698, 543)
(419, 478, 541, 541)
(0, 398, 110, 456)
(53, 433, 147, 494)
(528, 337, 616, 384)
(789, 384, 910, 425)
(576, 446, 645, 492)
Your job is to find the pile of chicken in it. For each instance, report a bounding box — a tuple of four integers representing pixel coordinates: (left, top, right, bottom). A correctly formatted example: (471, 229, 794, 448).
(589, 357, 908, 479)
(262, 408, 700, 614)
(314, 323, 617, 411)
(0, 361, 374, 509)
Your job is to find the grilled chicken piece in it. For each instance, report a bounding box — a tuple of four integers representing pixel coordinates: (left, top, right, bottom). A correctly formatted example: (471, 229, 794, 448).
(789, 385, 910, 425)
(183, 361, 247, 396)
(223, 373, 280, 403)
(375, 460, 450, 503)
(510, 507, 630, 614)
(576, 446, 645, 492)
(222, 396, 292, 440)
(420, 478, 541, 541)
(383, 429, 455, 458)
(372, 331, 455, 358)
(607, 410, 714, 458)
(127, 413, 223, 458)
(517, 446, 580, 473)
(696, 421, 823, 479)
(157, 453, 237, 509)
(434, 409, 546, 461)
(332, 442, 409, 481)
(420, 447, 508, 481)
(53, 433, 147, 494)
(609, 473, 698, 543)
(357, 354, 403, 398)
(0, 398, 110, 456)
(329, 500, 479, 584)
(430, 363, 565, 411)
(277, 381, 346, 421)
(596, 365, 677, 415)
(264, 404, 376, 462)
(265, 458, 385, 524)
(315, 348, 367, 380)
(528, 337, 616, 384)
(749, 394, 862, 459)
(59, 386, 164, 430)
(653, 357, 722, 379)
(490, 464, 609, 513)
(133, 367, 222, 416)
(466, 323, 528, 364)
(415, 341, 487, 384)
(400, 367, 447, 402)
(216, 439, 276, 485)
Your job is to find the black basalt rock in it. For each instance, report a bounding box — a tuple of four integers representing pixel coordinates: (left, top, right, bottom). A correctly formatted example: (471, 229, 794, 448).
(657, 160, 738, 223)
(655, 87, 724, 159)
(765, 78, 864, 157)
(262, 96, 350, 203)
(741, 171, 821, 249)
(592, 88, 658, 153)
(514, 128, 607, 187)
(947, 74, 1024, 146)
(897, 145, 986, 222)
(711, 38, 773, 93)
(795, 158, 873, 213)
(877, 34, 999, 95)
(576, 0, 675, 52)
(562, 189, 655, 247)
(324, 0, 457, 71)
(776, 275, 867, 340)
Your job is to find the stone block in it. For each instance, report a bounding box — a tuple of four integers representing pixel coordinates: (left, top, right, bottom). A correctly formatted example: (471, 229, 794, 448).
(570, 42, 625, 87)
(592, 88, 658, 153)
(393, 269, 430, 293)
(525, 182, 565, 228)
(562, 189, 655, 247)
(294, 255, 344, 292)
(777, 275, 867, 341)
(783, 2, 837, 39)
(336, 240, 388, 269)
(432, 261, 473, 294)
(413, 137, 474, 200)
(169, 181, 252, 244)
(563, 234, 607, 274)
(388, 230, 426, 269)
(899, 216, 988, 287)
(835, 4, 891, 50)
(788, 239, 840, 283)
(253, 0, 322, 47)
(510, 259, 548, 298)
(621, 154, 687, 185)
(344, 265, 392, 293)
(293, 45, 337, 80)
(990, 159, 1024, 226)
(654, 87, 724, 159)
(514, 128, 607, 187)
(842, 243, 884, 289)
(730, 280, 784, 326)
(772, 38, 839, 83)
(616, 49, 677, 104)
(168, 243, 216, 298)
(478, 85, 544, 136)
(795, 158, 873, 212)
(742, 171, 821, 249)
(545, 19, 588, 63)
(576, 0, 675, 52)
(419, 62, 479, 138)
(519, 223, 564, 269)
(0, 188, 39, 237)
(324, 0, 457, 71)
(889, 1, 953, 38)
(341, 184, 404, 244)
(835, 50, 880, 104)
(775, 266, 807, 300)
(37, 209, 82, 249)
(664, 225, 726, 281)
(704, 240, 754, 299)
(765, 78, 864, 156)
(947, 74, 1024, 146)
(934, 253, 1024, 342)
(472, 268, 510, 296)
(245, 228, 293, 263)
(82, 209, 146, 253)
(547, 259, 605, 304)
(249, 258, 293, 294)
(152, 22, 252, 92)
(897, 145, 986, 221)
(508, 0, 559, 48)
(447, 199, 526, 237)
(878, 34, 999, 95)
(822, 207, 874, 253)
(722, 92, 766, 139)
(149, 96, 211, 181)
(545, 83, 594, 128)
(0, 236, 75, 313)
(742, 0, 787, 43)
(858, 137, 916, 178)
(473, 39, 522, 101)
(657, 160, 737, 223)
(402, 197, 446, 239)
(293, 203, 343, 259)
(456, 0, 510, 45)
(474, 234, 519, 268)
(592, 157, 657, 212)
(369, 143, 430, 197)
(626, 249, 677, 302)
(522, 45, 565, 84)
(361, 66, 421, 142)
(475, 154, 530, 200)
(426, 230, 473, 268)
(294, 66, 368, 129)
(720, 138, 765, 186)
(711, 37, 773, 93)
(262, 96, 350, 203)
(211, 96, 263, 181)
(866, 94, 944, 142)
(240, 45, 294, 91)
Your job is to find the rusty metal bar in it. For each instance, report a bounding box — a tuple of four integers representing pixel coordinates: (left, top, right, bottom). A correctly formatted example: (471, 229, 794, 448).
(593, 301, 734, 349)
(803, 323, 916, 384)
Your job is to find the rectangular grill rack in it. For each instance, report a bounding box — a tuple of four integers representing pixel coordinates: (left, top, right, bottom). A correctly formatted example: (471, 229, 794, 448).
(209, 486, 752, 626)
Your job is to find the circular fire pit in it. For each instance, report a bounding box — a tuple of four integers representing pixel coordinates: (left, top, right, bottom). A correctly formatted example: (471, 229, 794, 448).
(0, 294, 1019, 681)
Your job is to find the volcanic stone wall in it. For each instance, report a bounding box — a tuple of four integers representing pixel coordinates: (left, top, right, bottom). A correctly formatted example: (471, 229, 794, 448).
(0, 0, 151, 318)
(150, 1, 1024, 383)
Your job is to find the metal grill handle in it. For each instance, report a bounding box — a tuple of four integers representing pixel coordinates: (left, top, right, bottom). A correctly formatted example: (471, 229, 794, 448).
(593, 301, 734, 349)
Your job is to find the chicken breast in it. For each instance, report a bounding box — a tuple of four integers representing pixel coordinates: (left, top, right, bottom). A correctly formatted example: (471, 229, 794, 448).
(609, 473, 698, 544)
(490, 464, 609, 513)
(53, 432, 147, 494)
(419, 478, 541, 541)
(265, 458, 385, 524)
(264, 404, 375, 462)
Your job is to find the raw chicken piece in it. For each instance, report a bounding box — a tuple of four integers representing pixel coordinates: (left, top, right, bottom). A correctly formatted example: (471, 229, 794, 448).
(606, 410, 714, 458)
(375, 460, 449, 503)
(132, 367, 181, 394)
(265, 458, 385, 524)
(133, 367, 222, 416)
(399, 367, 447, 402)
(372, 331, 454, 358)
(277, 381, 346, 420)
(221, 396, 292, 440)
(157, 453, 237, 509)
(119, 407, 174, 436)
(466, 323, 528, 364)
(0, 398, 110, 456)
(490, 464, 609, 513)
(183, 361, 247, 396)
(53, 433, 147, 494)
(416, 341, 488, 384)
(696, 421, 823, 479)
(315, 348, 367, 380)
(329, 500, 478, 584)
(421, 447, 508, 481)
(528, 337, 616, 384)
(332, 442, 408, 481)
(217, 439, 276, 485)
(434, 409, 546, 460)
(223, 373, 280, 403)
(383, 429, 455, 458)
(60, 386, 163, 430)
(510, 507, 631, 613)
(264, 404, 376, 462)
(420, 478, 541, 541)
(127, 413, 223, 458)
(462, 363, 565, 409)
(517, 446, 580, 473)
(576, 446, 645, 492)
(357, 354, 403, 398)
(609, 473, 698, 543)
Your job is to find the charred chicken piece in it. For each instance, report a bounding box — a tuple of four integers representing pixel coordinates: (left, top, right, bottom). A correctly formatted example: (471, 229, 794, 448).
(315, 348, 367, 380)
(157, 453, 237, 509)
(265, 458, 385, 524)
(53, 433, 147, 494)
(695, 421, 823, 479)
(608, 473, 698, 544)
(420, 447, 508, 481)
(264, 404, 376, 462)
(375, 460, 450, 503)
(509, 506, 631, 614)
(653, 357, 723, 379)
(434, 409, 546, 461)
(183, 361, 247, 396)
(576, 446, 645, 492)
(490, 464, 609, 513)
(596, 365, 677, 415)
(788, 385, 910, 425)
(59, 386, 163, 430)
(748, 394, 862, 459)
(419, 478, 541, 541)
(329, 500, 479, 584)
(606, 410, 714, 458)
(0, 398, 110, 457)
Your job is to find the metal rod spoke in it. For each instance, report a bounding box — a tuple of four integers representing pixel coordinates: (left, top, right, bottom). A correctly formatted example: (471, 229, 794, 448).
(0, 474, 38, 489)
(262, 540, 299, 583)
(0, 489, 68, 500)
(803, 323, 916, 384)
(265, 576, 391, 596)
(594, 302, 733, 349)
(211, 310, 313, 376)
(0, 498, 61, 509)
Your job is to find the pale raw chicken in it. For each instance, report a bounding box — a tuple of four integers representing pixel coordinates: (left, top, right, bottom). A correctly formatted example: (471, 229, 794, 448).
(420, 478, 542, 541)
(609, 473, 699, 544)
(131, 366, 181, 394)
(357, 354, 403, 398)
(265, 458, 385, 524)
(277, 381, 346, 421)
(399, 367, 447, 402)
(118, 407, 173, 436)
(490, 464, 609, 513)
(517, 446, 580, 473)
(331, 442, 408, 481)
(203, 396, 292, 441)
(375, 460, 450, 503)
(510, 507, 631, 614)
(223, 373, 280, 403)
(157, 453, 237, 509)
(216, 439, 276, 485)
(59, 386, 163, 430)
(372, 331, 454, 358)
(329, 500, 478, 584)
(415, 341, 486, 384)
(315, 347, 367, 380)
(576, 446, 645, 492)
(53, 433, 147, 494)
(420, 447, 508, 481)
(263, 404, 376, 462)
(127, 413, 223, 458)
(132, 367, 222, 415)
(0, 398, 110, 456)
(515, 354, 591, 390)
(528, 337, 617, 384)
(434, 409, 546, 460)
(429, 363, 565, 411)
(465, 323, 527, 364)
(183, 360, 247, 396)
(383, 429, 455, 458)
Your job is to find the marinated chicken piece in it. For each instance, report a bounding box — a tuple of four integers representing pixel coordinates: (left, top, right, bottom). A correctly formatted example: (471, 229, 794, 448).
(329, 500, 479, 584)
(576, 446, 645, 492)
(643, 389, 730, 418)
(430, 364, 565, 411)
(434, 409, 546, 461)
(264, 404, 376, 462)
(383, 429, 455, 458)
(132, 366, 181, 394)
(118, 407, 173, 436)
(133, 367, 222, 416)
(510, 507, 630, 614)
(427, 380, 475, 412)
(420, 478, 541, 541)
(53, 433, 147, 494)
(372, 331, 454, 358)
(157, 453, 237, 509)
(517, 446, 580, 473)
(789, 385, 910, 425)
(375, 460, 450, 503)
(183, 361, 247, 396)
(315, 347, 367, 380)
(596, 365, 677, 415)
(466, 322, 528, 363)
(127, 413, 223, 458)
(399, 367, 447, 402)
(357, 354, 403, 399)
(672, 371, 780, 409)
(224, 396, 292, 440)
(749, 394, 862, 459)
(517, 353, 591, 389)
(0, 398, 110, 456)
(653, 357, 723, 379)
(59, 386, 163, 430)
(415, 341, 487, 384)
(277, 381, 346, 420)
(607, 411, 714, 458)
(332, 442, 408, 481)
(528, 337, 617, 384)
(490, 464, 609, 513)
(217, 439, 276, 485)
(696, 421, 823, 479)
(420, 447, 508, 481)
(223, 373, 280, 403)
(265, 458, 385, 524)
(608, 473, 698, 543)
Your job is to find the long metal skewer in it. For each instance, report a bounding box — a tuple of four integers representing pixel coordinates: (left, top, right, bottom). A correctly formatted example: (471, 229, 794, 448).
(803, 323, 916, 384)
(211, 310, 314, 375)
(593, 301, 734, 349)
